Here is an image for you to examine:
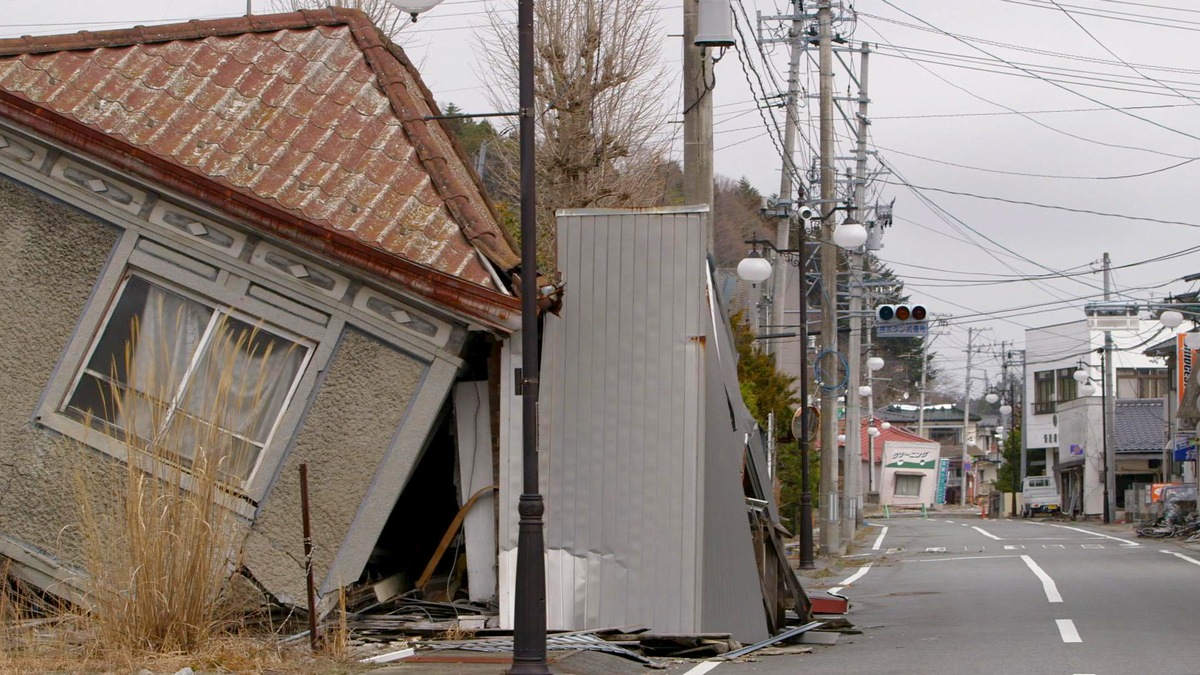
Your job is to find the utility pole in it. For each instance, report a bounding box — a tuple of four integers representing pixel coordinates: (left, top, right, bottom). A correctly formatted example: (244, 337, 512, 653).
(683, 0, 714, 250)
(769, 0, 806, 358)
(917, 337, 930, 439)
(961, 328, 976, 507)
(1102, 252, 1117, 523)
(816, 0, 841, 557)
(841, 43, 871, 541)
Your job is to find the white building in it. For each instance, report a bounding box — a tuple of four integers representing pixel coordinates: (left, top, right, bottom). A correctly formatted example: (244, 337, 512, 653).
(1024, 319, 1170, 516)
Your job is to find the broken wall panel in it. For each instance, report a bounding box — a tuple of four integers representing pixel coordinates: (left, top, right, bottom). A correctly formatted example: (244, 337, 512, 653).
(534, 207, 768, 643)
(453, 380, 497, 602)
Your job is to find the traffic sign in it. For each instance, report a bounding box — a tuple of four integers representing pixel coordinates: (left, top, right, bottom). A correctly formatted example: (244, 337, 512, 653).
(877, 322, 929, 338)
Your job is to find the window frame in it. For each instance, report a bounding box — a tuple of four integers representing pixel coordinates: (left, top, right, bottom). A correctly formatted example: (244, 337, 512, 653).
(1034, 370, 1056, 415)
(37, 231, 339, 510)
(894, 473, 923, 498)
(1055, 368, 1078, 404)
(62, 272, 316, 488)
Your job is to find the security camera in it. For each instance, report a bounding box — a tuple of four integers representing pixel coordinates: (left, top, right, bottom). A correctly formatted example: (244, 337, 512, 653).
(797, 204, 815, 220)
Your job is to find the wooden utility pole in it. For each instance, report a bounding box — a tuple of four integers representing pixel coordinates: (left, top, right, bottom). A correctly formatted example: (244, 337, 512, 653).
(817, 0, 841, 556)
(1102, 252, 1117, 523)
(961, 328, 976, 507)
(771, 0, 805, 356)
(841, 44, 871, 541)
(683, 0, 714, 250)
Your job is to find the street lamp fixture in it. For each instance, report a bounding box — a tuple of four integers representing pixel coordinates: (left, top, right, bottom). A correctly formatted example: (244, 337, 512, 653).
(880, 421, 892, 431)
(1078, 382, 1096, 397)
(832, 217, 868, 250)
(867, 425, 881, 438)
(985, 392, 999, 405)
(1185, 332, 1200, 350)
(858, 385, 873, 397)
(386, 0, 445, 20)
(1073, 368, 1090, 385)
(999, 402, 1013, 416)
(866, 356, 885, 372)
(737, 235, 815, 570)
(1160, 310, 1184, 329)
(837, 434, 847, 444)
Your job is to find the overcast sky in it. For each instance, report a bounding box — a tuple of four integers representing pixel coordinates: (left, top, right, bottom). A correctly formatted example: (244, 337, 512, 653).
(2, 0, 1196, 391)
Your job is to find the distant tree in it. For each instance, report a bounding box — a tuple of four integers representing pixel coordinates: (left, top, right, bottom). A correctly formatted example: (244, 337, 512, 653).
(994, 428, 1022, 515)
(271, 0, 408, 36)
(479, 0, 672, 270)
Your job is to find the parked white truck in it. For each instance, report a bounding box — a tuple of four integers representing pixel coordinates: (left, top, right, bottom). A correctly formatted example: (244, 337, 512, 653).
(1021, 476, 1062, 517)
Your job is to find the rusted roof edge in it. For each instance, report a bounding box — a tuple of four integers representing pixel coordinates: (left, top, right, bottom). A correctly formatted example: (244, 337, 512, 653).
(0, 90, 521, 333)
(347, 17, 521, 275)
(0, 9, 357, 56)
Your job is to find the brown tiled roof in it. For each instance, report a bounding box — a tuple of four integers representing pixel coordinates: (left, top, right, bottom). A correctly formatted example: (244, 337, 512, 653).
(0, 9, 521, 328)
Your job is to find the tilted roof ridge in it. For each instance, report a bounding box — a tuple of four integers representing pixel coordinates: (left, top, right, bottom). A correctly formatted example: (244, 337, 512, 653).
(0, 9, 523, 327)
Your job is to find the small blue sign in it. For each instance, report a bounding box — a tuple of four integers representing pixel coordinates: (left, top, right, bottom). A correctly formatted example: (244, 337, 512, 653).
(1174, 437, 1197, 462)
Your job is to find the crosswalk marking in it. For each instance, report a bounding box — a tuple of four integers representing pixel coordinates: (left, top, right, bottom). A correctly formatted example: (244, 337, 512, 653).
(926, 547, 946, 553)
(1004, 545, 1026, 550)
(1044, 544, 1065, 549)
(1081, 544, 1104, 549)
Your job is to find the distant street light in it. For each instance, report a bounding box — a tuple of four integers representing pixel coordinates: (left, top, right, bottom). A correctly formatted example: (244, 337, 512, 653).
(1078, 382, 1096, 397)
(867, 426, 881, 438)
(866, 356, 885, 372)
(1160, 310, 1184, 329)
(387, 0, 445, 20)
(999, 403, 1013, 416)
(1073, 368, 1090, 385)
(858, 385, 873, 397)
(738, 236, 815, 570)
(880, 421, 892, 431)
(985, 392, 999, 404)
(832, 217, 868, 249)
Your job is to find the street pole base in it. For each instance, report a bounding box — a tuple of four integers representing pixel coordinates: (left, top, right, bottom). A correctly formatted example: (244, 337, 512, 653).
(508, 661, 553, 675)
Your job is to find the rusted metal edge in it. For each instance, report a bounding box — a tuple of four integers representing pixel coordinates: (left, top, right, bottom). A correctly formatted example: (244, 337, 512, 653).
(0, 92, 522, 333)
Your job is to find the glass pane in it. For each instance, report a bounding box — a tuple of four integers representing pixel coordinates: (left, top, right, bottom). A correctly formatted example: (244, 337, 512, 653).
(68, 277, 212, 427)
(173, 315, 306, 480)
(163, 411, 262, 482)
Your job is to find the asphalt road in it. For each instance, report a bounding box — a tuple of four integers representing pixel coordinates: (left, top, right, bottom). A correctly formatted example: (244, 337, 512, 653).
(680, 515, 1200, 675)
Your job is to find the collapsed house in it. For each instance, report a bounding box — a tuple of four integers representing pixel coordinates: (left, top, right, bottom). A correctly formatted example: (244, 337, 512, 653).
(0, 9, 800, 642)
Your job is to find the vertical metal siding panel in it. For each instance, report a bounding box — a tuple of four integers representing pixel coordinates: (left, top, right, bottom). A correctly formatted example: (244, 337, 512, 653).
(682, 213, 705, 630)
(628, 216, 650, 625)
(579, 217, 602, 629)
(497, 334, 522, 628)
(648, 217, 671, 631)
(610, 214, 635, 624)
(558, 214, 583, 629)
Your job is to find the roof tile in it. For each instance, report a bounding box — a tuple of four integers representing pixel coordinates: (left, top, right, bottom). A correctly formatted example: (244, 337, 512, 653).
(0, 10, 515, 291)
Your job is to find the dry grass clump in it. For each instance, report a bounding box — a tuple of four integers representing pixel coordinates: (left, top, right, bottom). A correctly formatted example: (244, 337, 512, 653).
(0, 299, 365, 673)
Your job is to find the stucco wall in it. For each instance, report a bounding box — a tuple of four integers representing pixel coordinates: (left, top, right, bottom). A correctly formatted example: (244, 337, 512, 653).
(241, 328, 425, 604)
(0, 176, 119, 567)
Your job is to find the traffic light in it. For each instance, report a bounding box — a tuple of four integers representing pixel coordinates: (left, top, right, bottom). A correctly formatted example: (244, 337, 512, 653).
(876, 304, 927, 324)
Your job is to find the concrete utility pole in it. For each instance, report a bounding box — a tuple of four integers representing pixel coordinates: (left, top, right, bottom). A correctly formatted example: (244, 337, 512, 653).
(841, 43, 871, 541)
(816, 0, 841, 557)
(961, 328, 976, 507)
(770, 0, 806, 358)
(917, 336, 931, 439)
(1102, 252, 1117, 522)
(683, 0, 714, 250)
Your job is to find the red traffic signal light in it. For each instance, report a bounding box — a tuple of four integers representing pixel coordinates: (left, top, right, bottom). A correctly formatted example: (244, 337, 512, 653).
(895, 306, 911, 321)
(911, 305, 927, 321)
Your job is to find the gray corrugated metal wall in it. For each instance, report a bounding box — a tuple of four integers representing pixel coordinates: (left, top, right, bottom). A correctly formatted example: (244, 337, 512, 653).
(540, 207, 768, 642)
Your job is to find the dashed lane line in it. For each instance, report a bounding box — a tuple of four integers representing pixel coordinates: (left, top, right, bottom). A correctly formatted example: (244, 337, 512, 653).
(682, 661, 722, 675)
(904, 554, 1018, 563)
(1021, 555, 1063, 603)
(972, 526, 1003, 541)
(1056, 619, 1082, 643)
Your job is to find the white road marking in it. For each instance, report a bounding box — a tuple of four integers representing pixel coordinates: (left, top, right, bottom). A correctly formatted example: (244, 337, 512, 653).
(839, 564, 873, 587)
(972, 526, 1002, 541)
(1160, 550, 1200, 567)
(1040, 523, 1140, 547)
(1021, 555, 1063, 603)
(1003, 545, 1026, 550)
(1081, 544, 1104, 549)
(843, 553, 872, 558)
(905, 554, 1018, 563)
(828, 586, 843, 594)
(926, 547, 946, 553)
(1056, 619, 1082, 643)
(873, 526, 889, 551)
(1043, 544, 1066, 549)
(683, 661, 723, 675)
(945, 520, 956, 523)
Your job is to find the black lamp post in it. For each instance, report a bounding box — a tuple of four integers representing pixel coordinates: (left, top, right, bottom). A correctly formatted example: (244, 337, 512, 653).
(509, 0, 550, 669)
(738, 234, 815, 570)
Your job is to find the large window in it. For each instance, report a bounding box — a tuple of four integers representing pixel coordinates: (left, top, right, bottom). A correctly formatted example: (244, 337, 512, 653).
(1056, 368, 1078, 403)
(1034, 370, 1056, 414)
(895, 474, 922, 497)
(63, 275, 311, 485)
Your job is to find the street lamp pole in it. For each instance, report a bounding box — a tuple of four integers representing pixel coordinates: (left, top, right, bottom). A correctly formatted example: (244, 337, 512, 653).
(510, 0, 550, 667)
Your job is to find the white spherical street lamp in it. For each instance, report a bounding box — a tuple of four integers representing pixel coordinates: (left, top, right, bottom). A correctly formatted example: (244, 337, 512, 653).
(832, 218, 868, 250)
(736, 251, 773, 285)
(867, 426, 881, 438)
(858, 385, 873, 397)
(1078, 382, 1096, 397)
(999, 403, 1013, 416)
(985, 392, 999, 404)
(1160, 310, 1184, 329)
(881, 421, 892, 431)
(1186, 332, 1200, 350)
(386, 0, 446, 20)
(837, 434, 847, 444)
(866, 356, 885, 372)
(1073, 368, 1090, 385)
